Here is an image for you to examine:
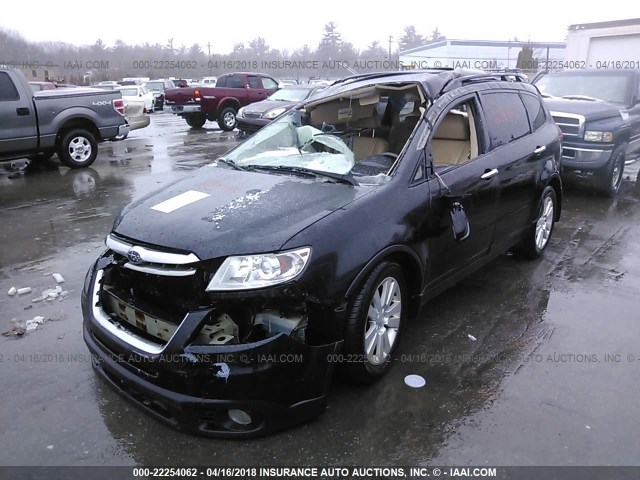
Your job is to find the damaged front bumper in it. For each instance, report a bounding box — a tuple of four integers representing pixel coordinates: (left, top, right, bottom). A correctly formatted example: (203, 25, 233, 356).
(81, 254, 342, 438)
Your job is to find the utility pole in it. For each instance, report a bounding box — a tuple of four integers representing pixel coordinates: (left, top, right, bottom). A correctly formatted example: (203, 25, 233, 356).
(207, 42, 212, 75)
(388, 36, 393, 59)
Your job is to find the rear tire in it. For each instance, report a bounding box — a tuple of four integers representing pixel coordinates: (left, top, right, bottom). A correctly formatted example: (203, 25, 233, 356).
(596, 146, 624, 197)
(218, 107, 237, 131)
(57, 129, 98, 169)
(185, 113, 206, 129)
(514, 186, 556, 259)
(342, 261, 406, 383)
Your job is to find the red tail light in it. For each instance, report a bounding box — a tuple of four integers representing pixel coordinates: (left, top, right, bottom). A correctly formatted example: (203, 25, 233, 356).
(194, 89, 201, 98)
(113, 99, 125, 116)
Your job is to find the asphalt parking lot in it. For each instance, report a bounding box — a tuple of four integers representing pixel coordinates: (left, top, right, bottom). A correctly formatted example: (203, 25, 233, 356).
(1, 111, 640, 466)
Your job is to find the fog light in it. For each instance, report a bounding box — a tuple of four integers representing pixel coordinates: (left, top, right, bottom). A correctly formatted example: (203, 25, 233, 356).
(228, 409, 252, 425)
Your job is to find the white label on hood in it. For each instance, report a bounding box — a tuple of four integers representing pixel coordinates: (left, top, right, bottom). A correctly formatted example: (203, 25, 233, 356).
(151, 190, 210, 213)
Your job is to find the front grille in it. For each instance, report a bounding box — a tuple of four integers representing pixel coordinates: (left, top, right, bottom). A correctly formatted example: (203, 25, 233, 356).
(550, 111, 585, 138)
(99, 234, 219, 345)
(243, 112, 262, 119)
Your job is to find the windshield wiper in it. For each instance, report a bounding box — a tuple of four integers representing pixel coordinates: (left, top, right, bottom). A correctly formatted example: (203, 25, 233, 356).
(243, 165, 357, 186)
(561, 94, 600, 102)
(216, 158, 246, 170)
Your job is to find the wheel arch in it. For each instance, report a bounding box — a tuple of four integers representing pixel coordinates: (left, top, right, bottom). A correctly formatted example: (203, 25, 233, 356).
(345, 245, 424, 318)
(56, 118, 100, 146)
(217, 97, 241, 113)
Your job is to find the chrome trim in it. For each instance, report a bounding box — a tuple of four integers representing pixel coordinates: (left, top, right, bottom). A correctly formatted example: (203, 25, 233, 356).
(550, 111, 585, 137)
(534, 145, 547, 155)
(91, 269, 173, 355)
(480, 168, 498, 179)
(562, 146, 609, 153)
(106, 234, 199, 265)
(123, 262, 197, 277)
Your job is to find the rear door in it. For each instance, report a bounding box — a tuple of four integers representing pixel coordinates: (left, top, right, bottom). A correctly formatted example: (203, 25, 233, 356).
(0, 71, 38, 156)
(477, 90, 541, 245)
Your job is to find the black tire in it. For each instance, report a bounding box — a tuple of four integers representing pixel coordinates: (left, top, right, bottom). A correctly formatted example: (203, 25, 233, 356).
(218, 107, 237, 131)
(342, 261, 407, 383)
(515, 186, 557, 259)
(57, 129, 98, 169)
(185, 113, 206, 129)
(596, 146, 625, 197)
(27, 151, 55, 162)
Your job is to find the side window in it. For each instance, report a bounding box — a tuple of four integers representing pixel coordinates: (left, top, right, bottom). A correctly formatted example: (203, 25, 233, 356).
(0, 72, 20, 101)
(226, 75, 245, 89)
(261, 77, 279, 90)
(430, 98, 482, 167)
(216, 75, 227, 88)
(521, 93, 546, 131)
(248, 76, 261, 89)
(480, 92, 530, 148)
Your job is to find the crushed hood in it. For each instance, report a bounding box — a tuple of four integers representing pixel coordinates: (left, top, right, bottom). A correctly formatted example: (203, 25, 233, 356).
(112, 165, 370, 260)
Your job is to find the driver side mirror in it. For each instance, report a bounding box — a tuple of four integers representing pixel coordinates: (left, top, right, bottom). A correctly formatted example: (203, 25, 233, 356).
(450, 201, 470, 242)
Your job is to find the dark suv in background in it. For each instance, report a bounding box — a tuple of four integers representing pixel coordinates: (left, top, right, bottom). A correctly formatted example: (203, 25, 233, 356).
(534, 69, 640, 196)
(82, 69, 562, 437)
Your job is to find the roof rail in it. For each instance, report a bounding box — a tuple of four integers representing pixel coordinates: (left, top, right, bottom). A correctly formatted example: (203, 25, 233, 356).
(330, 68, 455, 87)
(440, 71, 528, 94)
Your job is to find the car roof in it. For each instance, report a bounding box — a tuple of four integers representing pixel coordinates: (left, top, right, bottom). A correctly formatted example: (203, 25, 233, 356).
(319, 69, 529, 99)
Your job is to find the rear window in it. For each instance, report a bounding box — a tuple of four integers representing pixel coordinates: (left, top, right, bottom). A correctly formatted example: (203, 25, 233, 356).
(248, 76, 261, 89)
(521, 93, 546, 132)
(480, 92, 530, 148)
(226, 75, 245, 88)
(0, 72, 19, 101)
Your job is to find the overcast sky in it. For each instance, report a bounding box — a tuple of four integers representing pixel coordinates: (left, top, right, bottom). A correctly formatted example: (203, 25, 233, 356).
(2, 0, 639, 53)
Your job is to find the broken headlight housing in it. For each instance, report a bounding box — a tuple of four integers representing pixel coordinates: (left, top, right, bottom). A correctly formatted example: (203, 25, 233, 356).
(206, 247, 311, 291)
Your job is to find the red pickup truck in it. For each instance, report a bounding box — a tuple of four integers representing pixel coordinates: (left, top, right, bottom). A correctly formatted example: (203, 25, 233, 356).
(164, 72, 280, 130)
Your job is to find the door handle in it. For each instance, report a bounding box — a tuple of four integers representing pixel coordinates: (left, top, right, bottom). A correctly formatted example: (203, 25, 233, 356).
(534, 145, 547, 155)
(481, 168, 498, 180)
(16, 107, 30, 116)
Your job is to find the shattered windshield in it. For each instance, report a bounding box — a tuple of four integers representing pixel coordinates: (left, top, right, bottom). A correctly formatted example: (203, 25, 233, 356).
(224, 110, 355, 175)
(218, 84, 425, 185)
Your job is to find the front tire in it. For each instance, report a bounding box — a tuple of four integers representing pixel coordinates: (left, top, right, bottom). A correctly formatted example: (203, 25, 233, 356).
(185, 113, 206, 129)
(218, 107, 237, 131)
(515, 186, 557, 259)
(342, 261, 407, 383)
(57, 129, 98, 169)
(596, 146, 624, 197)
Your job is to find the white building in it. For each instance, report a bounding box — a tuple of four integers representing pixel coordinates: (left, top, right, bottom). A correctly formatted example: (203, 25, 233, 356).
(565, 18, 640, 66)
(399, 39, 566, 72)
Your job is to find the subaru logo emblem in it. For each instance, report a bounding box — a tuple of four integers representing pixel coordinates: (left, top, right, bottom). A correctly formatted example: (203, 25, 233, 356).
(127, 248, 143, 264)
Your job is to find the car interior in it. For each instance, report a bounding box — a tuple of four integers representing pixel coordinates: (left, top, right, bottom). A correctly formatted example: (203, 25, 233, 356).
(431, 100, 481, 168)
(302, 84, 426, 174)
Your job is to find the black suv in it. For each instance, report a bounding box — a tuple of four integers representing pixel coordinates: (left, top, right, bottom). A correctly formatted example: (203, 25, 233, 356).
(533, 69, 640, 196)
(81, 69, 562, 437)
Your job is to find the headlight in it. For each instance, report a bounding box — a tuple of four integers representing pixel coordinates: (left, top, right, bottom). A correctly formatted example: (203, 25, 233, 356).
(237, 107, 245, 118)
(262, 107, 286, 119)
(584, 131, 613, 142)
(206, 247, 311, 291)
